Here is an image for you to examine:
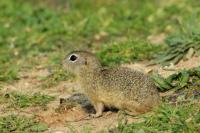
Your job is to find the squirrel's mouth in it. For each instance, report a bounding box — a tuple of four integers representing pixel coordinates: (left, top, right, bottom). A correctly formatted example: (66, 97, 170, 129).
(62, 60, 68, 69)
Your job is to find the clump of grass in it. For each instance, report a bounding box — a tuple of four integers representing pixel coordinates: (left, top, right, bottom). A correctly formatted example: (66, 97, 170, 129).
(0, 65, 19, 82)
(97, 39, 163, 66)
(152, 66, 200, 92)
(153, 14, 200, 65)
(2, 92, 55, 108)
(151, 67, 200, 105)
(111, 103, 200, 133)
(0, 114, 48, 133)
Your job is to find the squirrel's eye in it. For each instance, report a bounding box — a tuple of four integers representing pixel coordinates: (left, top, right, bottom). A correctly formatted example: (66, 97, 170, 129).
(69, 54, 78, 61)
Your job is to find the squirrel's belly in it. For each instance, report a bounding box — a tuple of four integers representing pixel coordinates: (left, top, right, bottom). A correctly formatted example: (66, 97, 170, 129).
(98, 90, 125, 107)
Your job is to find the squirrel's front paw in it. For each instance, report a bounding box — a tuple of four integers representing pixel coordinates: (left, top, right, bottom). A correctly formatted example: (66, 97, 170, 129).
(89, 113, 102, 118)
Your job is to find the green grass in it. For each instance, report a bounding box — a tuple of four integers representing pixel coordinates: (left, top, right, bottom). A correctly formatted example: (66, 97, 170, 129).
(0, 114, 48, 133)
(153, 14, 200, 65)
(111, 103, 200, 133)
(1, 92, 55, 108)
(97, 39, 163, 66)
(1, 0, 200, 82)
(152, 66, 200, 92)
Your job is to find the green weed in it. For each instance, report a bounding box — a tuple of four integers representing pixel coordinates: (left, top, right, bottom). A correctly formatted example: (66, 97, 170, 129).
(0, 114, 48, 133)
(2, 92, 55, 108)
(152, 66, 200, 92)
(153, 13, 200, 65)
(111, 103, 200, 133)
(97, 39, 163, 66)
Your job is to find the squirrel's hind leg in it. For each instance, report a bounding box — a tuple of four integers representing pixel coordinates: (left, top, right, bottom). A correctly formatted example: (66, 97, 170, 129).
(123, 101, 151, 115)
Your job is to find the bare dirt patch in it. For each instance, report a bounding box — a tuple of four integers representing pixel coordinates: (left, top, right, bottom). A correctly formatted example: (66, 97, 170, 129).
(123, 56, 200, 77)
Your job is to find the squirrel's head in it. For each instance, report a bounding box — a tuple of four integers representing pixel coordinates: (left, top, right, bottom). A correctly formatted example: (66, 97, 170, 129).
(63, 51, 101, 75)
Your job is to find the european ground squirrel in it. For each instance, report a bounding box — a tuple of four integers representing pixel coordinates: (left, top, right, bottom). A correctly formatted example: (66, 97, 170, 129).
(63, 51, 160, 117)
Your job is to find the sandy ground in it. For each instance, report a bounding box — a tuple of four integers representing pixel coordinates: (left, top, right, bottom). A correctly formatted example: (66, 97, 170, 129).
(1, 56, 200, 133)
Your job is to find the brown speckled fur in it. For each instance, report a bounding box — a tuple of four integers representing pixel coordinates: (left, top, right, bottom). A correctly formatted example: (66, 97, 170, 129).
(63, 51, 160, 116)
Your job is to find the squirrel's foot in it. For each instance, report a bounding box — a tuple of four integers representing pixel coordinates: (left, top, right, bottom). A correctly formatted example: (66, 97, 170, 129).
(89, 113, 102, 118)
(90, 102, 104, 118)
